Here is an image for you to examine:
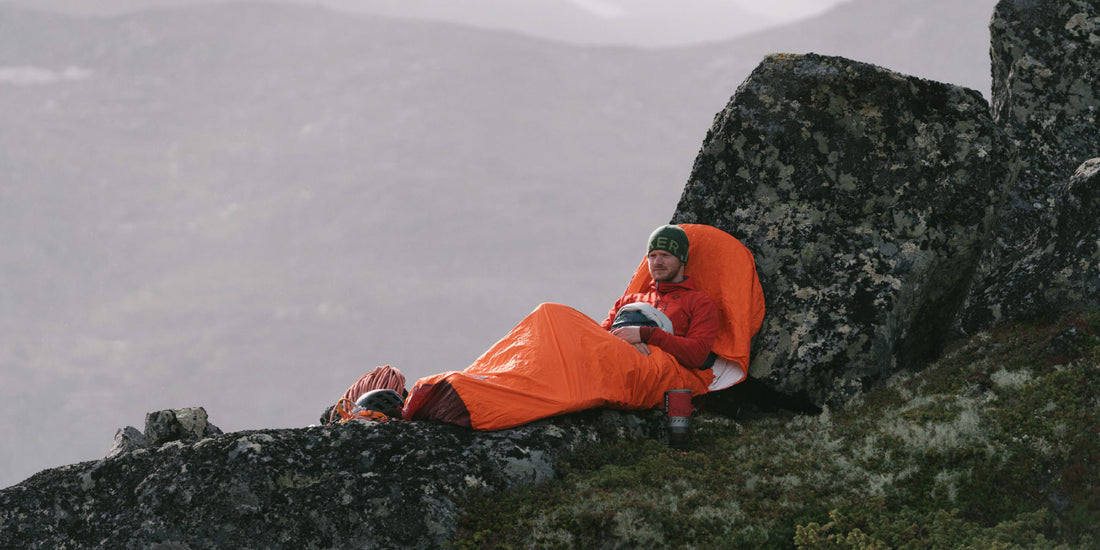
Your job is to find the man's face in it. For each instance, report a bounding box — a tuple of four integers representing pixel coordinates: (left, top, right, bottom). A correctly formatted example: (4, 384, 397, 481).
(647, 250, 684, 283)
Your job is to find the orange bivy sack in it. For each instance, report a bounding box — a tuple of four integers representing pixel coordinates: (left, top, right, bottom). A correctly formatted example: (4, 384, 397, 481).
(401, 224, 764, 430)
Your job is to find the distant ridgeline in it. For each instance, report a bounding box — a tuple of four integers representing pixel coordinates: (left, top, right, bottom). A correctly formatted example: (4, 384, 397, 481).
(2, 1, 1097, 548)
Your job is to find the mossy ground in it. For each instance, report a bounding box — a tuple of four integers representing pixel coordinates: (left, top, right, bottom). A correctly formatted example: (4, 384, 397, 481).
(449, 310, 1100, 549)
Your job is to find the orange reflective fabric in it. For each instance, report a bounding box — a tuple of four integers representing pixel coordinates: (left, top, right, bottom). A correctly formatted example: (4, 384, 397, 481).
(406, 303, 713, 431)
(622, 224, 765, 375)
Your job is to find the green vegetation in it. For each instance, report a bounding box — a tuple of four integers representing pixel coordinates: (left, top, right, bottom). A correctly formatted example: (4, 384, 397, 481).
(450, 310, 1100, 549)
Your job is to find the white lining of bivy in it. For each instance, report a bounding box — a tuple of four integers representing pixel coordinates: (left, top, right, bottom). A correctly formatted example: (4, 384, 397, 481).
(708, 357, 746, 391)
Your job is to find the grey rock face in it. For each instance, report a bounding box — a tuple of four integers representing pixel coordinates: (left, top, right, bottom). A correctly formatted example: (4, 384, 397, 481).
(144, 407, 223, 446)
(0, 409, 663, 549)
(105, 408, 222, 459)
(105, 426, 149, 459)
(1059, 159, 1100, 251)
(967, 158, 1100, 323)
(961, 0, 1100, 329)
(673, 53, 1015, 406)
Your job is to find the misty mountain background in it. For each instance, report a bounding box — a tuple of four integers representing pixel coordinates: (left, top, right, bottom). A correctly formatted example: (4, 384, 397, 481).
(0, 0, 847, 47)
(2, 0, 998, 488)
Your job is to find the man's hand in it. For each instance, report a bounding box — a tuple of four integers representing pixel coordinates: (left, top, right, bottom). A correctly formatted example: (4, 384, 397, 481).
(611, 326, 643, 344)
(611, 326, 650, 355)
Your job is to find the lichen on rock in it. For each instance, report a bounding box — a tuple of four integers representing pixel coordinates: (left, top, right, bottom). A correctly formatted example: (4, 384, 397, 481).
(961, 0, 1100, 330)
(0, 408, 664, 549)
(673, 52, 1016, 407)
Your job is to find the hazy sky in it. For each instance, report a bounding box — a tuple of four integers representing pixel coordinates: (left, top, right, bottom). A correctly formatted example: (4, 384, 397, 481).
(10, 0, 851, 19)
(562, 0, 848, 19)
(4, 0, 855, 46)
(722, 0, 850, 19)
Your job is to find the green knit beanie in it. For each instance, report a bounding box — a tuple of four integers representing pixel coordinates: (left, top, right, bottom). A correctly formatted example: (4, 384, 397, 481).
(647, 224, 689, 263)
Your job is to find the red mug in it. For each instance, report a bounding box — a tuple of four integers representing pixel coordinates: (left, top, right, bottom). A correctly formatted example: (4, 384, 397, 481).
(664, 389, 693, 448)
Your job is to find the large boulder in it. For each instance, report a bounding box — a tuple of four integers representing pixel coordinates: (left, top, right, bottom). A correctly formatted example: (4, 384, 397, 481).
(673, 53, 1015, 407)
(960, 0, 1100, 329)
(0, 409, 664, 549)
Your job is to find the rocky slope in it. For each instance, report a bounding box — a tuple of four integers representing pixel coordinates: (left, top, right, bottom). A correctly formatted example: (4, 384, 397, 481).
(1, 407, 667, 548)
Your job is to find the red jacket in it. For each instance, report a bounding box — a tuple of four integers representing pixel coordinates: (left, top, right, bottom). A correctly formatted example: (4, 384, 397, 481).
(600, 277, 719, 369)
